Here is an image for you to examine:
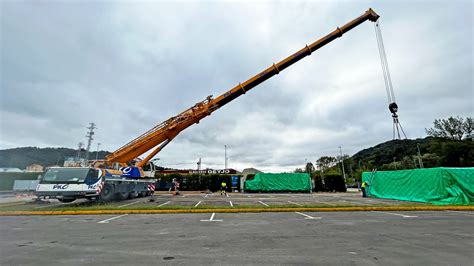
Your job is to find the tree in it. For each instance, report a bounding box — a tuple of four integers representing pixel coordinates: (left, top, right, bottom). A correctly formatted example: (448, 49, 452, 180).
(305, 162, 315, 174)
(463, 117, 473, 138)
(294, 168, 304, 173)
(425, 116, 471, 140)
(316, 156, 337, 175)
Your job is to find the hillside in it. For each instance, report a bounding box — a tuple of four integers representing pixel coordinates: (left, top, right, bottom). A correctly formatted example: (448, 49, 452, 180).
(351, 137, 474, 169)
(1, 137, 472, 171)
(0, 147, 109, 169)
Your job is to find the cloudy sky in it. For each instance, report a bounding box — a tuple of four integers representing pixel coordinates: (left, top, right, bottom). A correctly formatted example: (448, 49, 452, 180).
(1, 0, 472, 172)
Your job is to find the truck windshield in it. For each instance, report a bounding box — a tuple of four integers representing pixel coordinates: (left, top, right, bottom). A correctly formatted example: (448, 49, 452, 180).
(41, 168, 94, 183)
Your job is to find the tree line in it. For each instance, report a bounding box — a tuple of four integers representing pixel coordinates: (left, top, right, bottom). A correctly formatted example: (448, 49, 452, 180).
(296, 116, 473, 188)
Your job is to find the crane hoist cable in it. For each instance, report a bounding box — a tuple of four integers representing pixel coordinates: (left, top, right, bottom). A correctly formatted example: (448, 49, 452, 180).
(374, 21, 407, 140)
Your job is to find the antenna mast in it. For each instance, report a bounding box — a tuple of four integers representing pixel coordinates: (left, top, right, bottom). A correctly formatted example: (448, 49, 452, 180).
(85, 122, 97, 162)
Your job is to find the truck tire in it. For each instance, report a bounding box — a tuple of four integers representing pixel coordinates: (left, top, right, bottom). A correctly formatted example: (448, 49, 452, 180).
(115, 191, 130, 201)
(129, 191, 139, 199)
(99, 183, 115, 202)
(58, 198, 75, 203)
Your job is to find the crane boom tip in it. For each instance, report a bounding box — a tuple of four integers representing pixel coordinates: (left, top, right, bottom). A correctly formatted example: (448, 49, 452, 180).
(367, 8, 380, 22)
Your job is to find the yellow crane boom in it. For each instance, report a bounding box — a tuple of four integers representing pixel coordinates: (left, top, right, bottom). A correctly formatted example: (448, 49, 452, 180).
(105, 8, 380, 168)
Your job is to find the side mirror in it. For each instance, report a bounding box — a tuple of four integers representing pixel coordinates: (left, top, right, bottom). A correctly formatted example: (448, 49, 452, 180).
(37, 174, 42, 181)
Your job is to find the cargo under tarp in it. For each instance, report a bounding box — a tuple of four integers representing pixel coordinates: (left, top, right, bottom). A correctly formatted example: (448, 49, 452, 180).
(362, 167, 474, 205)
(244, 173, 312, 193)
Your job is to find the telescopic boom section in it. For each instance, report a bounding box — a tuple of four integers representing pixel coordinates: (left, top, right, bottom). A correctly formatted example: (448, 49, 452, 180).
(106, 9, 380, 167)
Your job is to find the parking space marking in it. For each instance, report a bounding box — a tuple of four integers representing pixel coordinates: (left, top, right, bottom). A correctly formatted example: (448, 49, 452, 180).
(200, 212, 223, 222)
(35, 203, 63, 209)
(446, 210, 474, 216)
(204, 194, 209, 198)
(157, 201, 171, 207)
(294, 212, 321, 220)
(98, 214, 128, 224)
(288, 201, 303, 206)
(229, 201, 234, 207)
(258, 201, 269, 207)
(372, 211, 418, 218)
(194, 201, 201, 207)
(118, 200, 143, 208)
(314, 200, 335, 206)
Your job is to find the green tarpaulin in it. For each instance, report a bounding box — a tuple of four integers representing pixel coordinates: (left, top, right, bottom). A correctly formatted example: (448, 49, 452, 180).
(244, 173, 312, 193)
(362, 167, 474, 205)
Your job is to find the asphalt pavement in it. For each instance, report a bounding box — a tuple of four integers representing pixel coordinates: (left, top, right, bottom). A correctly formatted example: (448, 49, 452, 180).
(1, 211, 473, 265)
(0, 192, 428, 211)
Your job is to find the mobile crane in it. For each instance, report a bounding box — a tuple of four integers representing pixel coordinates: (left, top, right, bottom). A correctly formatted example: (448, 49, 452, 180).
(36, 9, 383, 202)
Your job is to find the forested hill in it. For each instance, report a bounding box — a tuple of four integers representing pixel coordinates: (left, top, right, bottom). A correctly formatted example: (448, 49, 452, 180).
(1, 137, 472, 170)
(0, 147, 109, 169)
(351, 137, 473, 169)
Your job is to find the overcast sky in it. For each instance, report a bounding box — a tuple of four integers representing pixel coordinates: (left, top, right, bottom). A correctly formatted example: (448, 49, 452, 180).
(1, 0, 472, 172)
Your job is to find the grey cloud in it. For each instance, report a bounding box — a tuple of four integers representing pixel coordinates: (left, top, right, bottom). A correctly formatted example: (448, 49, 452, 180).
(1, 1, 472, 171)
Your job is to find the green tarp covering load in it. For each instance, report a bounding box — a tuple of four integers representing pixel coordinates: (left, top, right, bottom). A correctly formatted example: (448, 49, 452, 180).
(362, 167, 474, 205)
(244, 173, 312, 193)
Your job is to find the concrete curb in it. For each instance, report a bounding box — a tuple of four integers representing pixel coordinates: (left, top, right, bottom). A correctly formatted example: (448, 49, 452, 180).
(0, 205, 472, 216)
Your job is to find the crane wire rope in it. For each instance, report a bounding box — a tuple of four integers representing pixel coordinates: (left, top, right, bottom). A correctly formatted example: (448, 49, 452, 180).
(374, 21, 407, 139)
(374, 21, 396, 104)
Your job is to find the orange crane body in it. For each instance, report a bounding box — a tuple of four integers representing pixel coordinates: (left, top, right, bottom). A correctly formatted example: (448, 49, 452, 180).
(105, 9, 380, 169)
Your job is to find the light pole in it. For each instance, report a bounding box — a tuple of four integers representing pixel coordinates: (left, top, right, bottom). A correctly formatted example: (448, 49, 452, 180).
(417, 143, 424, 168)
(224, 145, 228, 170)
(95, 143, 101, 161)
(338, 146, 347, 184)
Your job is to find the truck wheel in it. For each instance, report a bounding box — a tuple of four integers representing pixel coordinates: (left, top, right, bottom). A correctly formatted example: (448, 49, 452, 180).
(99, 183, 115, 202)
(58, 198, 75, 203)
(129, 191, 138, 199)
(115, 191, 130, 201)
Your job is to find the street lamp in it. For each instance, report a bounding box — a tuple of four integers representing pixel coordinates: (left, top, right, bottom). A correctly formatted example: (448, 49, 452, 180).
(95, 143, 101, 161)
(338, 146, 347, 184)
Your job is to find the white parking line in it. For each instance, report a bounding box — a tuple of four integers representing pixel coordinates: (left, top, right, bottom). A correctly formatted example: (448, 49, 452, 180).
(229, 201, 234, 207)
(204, 194, 209, 198)
(98, 214, 128, 224)
(288, 201, 303, 206)
(157, 201, 171, 207)
(315, 200, 336, 206)
(258, 201, 269, 207)
(200, 213, 223, 222)
(35, 203, 63, 209)
(294, 212, 321, 220)
(118, 200, 142, 208)
(194, 201, 202, 207)
(372, 211, 418, 218)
